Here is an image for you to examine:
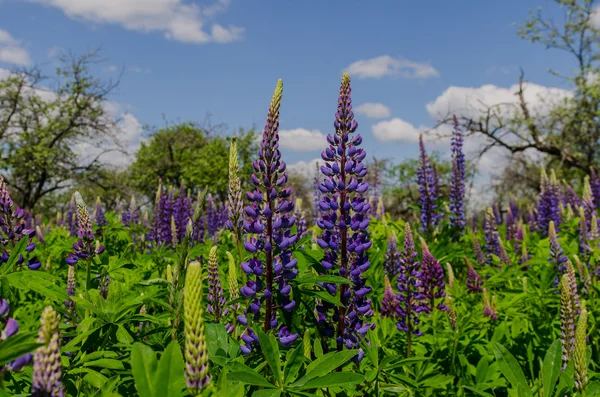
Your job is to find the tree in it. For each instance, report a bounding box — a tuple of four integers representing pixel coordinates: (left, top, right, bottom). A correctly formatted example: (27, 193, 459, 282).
(129, 123, 257, 201)
(0, 50, 122, 211)
(433, 0, 600, 191)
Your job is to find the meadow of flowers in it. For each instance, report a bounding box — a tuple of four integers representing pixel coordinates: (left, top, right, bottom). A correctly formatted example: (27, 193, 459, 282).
(0, 73, 598, 396)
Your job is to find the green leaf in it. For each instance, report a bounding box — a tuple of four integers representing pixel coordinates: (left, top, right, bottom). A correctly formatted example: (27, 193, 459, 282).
(0, 332, 41, 367)
(116, 325, 134, 345)
(298, 372, 364, 389)
(83, 369, 109, 389)
(492, 342, 532, 397)
(131, 343, 157, 397)
(283, 344, 304, 385)
(300, 289, 342, 307)
(153, 341, 186, 397)
(475, 356, 490, 385)
(290, 350, 358, 388)
(0, 237, 27, 275)
(83, 359, 125, 370)
(206, 323, 229, 358)
(542, 340, 561, 397)
(257, 330, 283, 387)
(462, 386, 495, 397)
(294, 275, 351, 285)
(252, 390, 280, 397)
(227, 370, 275, 388)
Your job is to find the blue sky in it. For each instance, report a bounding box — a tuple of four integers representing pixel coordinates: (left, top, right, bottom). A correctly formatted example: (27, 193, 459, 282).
(0, 0, 578, 178)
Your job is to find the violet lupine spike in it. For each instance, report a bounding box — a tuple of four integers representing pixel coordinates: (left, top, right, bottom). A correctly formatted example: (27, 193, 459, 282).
(564, 182, 581, 210)
(66, 193, 104, 267)
(473, 235, 486, 266)
(578, 206, 590, 257)
(464, 257, 483, 293)
(519, 240, 531, 268)
(418, 237, 447, 313)
(383, 231, 401, 278)
(582, 176, 596, 228)
(560, 274, 576, 369)
(0, 300, 33, 373)
(173, 182, 192, 242)
(526, 207, 538, 232)
(590, 168, 600, 209)
(506, 206, 516, 241)
(565, 260, 581, 314)
(471, 213, 478, 232)
(98, 273, 109, 300)
(509, 195, 519, 221)
(492, 202, 502, 225)
(227, 137, 244, 244)
(537, 169, 562, 234)
(64, 265, 76, 316)
(482, 288, 498, 321)
(514, 222, 524, 254)
(449, 115, 466, 233)
(207, 246, 227, 323)
(548, 221, 568, 287)
(316, 73, 373, 358)
(147, 179, 163, 243)
(32, 306, 64, 397)
(498, 238, 511, 266)
(124, 195, 139, 228)
(380, 275, 399, 319)
(312, 161, 322, 225)
(205, 194, 218, 239)
(294, 199, 307, 239)
(396, 224, 427, 345)
(417, 135, 440, 233)
(66, 195, 78, 237)
(240, 79, 299, 352)
(95, 197, 107, 228)
(483, 208, 501, 264)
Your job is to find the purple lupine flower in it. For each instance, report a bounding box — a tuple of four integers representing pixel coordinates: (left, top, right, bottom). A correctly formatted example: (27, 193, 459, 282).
(417, 135, 440, 232)
(449, 115, 466, 233)
(192, 199, 205, 243)
(537, 170, 562, 234)
(98, 274, 109, 299)
(559, 274, 575, 369)
(380, 275, 398, 318)
(64, 265, 76, 317)
(1, 300, 33, 373)
(227, 136, 244, 244)
(506, 206, 517, 241)
(509, 195, 519, 221)
(316, 73, 373, 357)
(205, 194, 219, 239)
(173, 182, 192, 242)
(383, 231, 401, 278)
(207, 246, 227, 323)
(418, 237, 447, 313)
(471, 213, 479, 232)
(578, 207, 590, 257)
(564, 183, 581, 210)
(122, 195, 139, 228)
(65, 193, 103, 267)
(312, 161, 322, 225)
(492, 202, 502, 225)
(482, 289, 498, 321)
(565, 260, 581, 314)
(294, 199, 307, 239)
(147, 179, 163, 243)
(32, 306, 64, 396)
(473, 235, 486, 266)
(0, 175, 38, 270)
(582, 177, 596, 228)
(514, 222, 524, 254)
(548, 221, 568, 287)
(94, 197, 107, 228)
(464, 257, 483, 293)
(161, 188, 175, 246)
(590, 168, 600, 209)
(240, 79, 299, 351)
(66, 195, 78, 237)
(396, 224, 426, 357)
(519, 239, 531, 269)
(483, 208, 501, 264)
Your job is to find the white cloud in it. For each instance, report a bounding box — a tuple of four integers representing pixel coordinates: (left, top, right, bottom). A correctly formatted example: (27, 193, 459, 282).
(279, 128, 326, 151)
(0, 28, 31, 66)
(346, 55, 439, 79)
(371, 118, 424, 142)
(288, 158, 322, 181)
(356, 103, 391, 119)
(426, 83, 572, 121)
(28, 0, 244, 44)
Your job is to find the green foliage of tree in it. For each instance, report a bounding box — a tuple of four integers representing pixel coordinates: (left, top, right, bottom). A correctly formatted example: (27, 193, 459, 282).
(0, 51, 122, 211)
(129, 123, 257, 201)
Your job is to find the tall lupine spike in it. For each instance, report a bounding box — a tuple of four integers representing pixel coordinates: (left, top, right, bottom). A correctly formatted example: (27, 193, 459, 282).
(241, 79, 299, 351)
(312, 161, 322, 225)
(376, 199, 385, 222)
(396, 223, 426, 357)
(564, 181, 581, 209)
(205, 194, 218, 239)
(519, 239, 531, 268)
(294, 198, 307, 239)
(95, 197, 107, 228)
(483, 208, 501, 264)
(64, 265, 76, 318)
(574, 255, 591, 296)
(445, 294, 457, 331)
(473, 235, 486, 266)
(464, 257, 483, 293)
(207, 246, 226, 323)
(225, 251, 240, 334)
(565, 203, 574, 221)
(142, 211, 149, 229)
(527, 206, 538, 232)
(498, 238, 511, 266)
(578, 206, 590, 257)
(482, 288, 498, 321)
(492, 202, 502, 225)
(449, 115, 466, 233)
(148, 178, 163, 243)
(537, 169, 562, 234)
(506, 206, 516, 241)
(114, 196, 122, 216)
(171, 215, 178, 248)
(574, 304, 589, 393)
(173, 182, 192, 242)
(445, 262, 455, 288)
(383, 230, 401, 278)
(471, 213, 478, 232)
(582, 176, 596, 225)
(381, 274, 399, 318)
(591, 168, 600, 209)
(591, 213, 599, 240)
(66, 193, 104, 280)
(66, 195, 78, 237)
(128, 195, 139, 226)
(418, 237, 447, 313)
(509, 195, 519, 220)
(417, 135, 440, 232)
(560, 274, 576, 369)
(32, 306, 64, 397)
(548, 221, 568, 286)
(565, 260, 581, 313)
(184, 261, 211, 394)
(98, 273, 109, 300)
(316, 73, 373, 358)
(226, 137, 244, 245)
(514, 221, 524, 253)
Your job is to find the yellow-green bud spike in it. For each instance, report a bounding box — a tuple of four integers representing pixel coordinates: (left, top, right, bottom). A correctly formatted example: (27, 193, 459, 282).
(574, 308, 589, 393)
